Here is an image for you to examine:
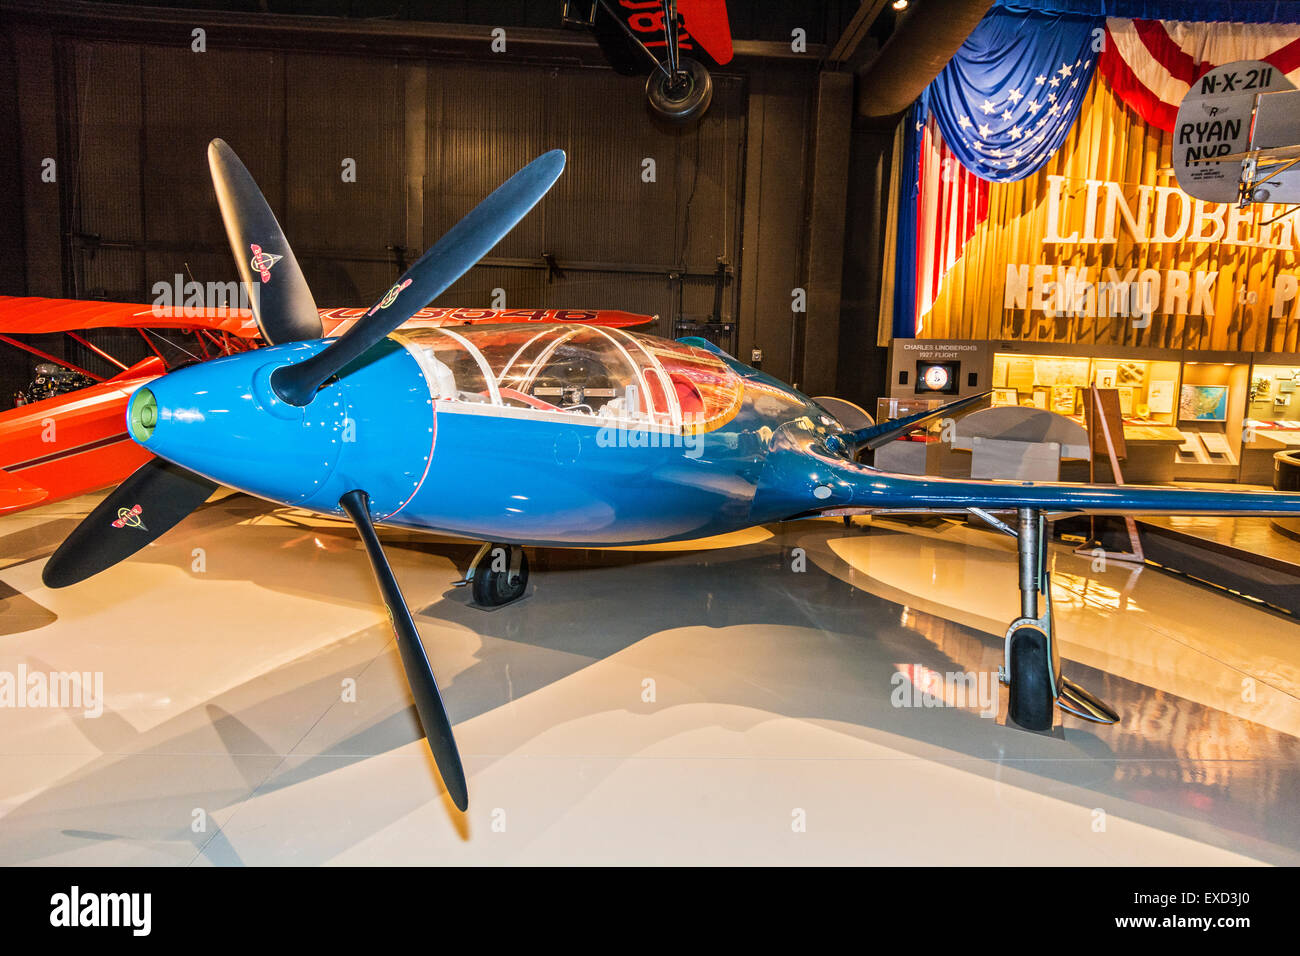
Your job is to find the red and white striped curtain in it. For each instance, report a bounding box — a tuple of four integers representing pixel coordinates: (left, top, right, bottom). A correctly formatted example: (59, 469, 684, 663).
(913, 116, 990, 334)
(1100, 17, 1300, 131)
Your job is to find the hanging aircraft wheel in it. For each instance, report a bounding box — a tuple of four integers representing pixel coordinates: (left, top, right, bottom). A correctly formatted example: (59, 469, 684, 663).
(1007, 625, 1054, 731)
(645, 57, 712, 124)
(471, 544, 529, 608)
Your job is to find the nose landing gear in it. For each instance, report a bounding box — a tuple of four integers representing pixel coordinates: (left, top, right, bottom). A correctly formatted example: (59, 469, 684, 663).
(458, 542, 530, 609)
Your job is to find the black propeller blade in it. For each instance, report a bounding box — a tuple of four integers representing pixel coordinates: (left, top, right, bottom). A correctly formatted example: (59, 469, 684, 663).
(338, 490, 469, 812)
(208, 138, 323, 345)
(271, 149, 566, 407)
(42, 458, 218, 589)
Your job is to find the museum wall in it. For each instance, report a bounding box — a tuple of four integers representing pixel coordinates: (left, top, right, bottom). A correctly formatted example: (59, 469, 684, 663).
(0, 10, 847, 400)
(916, 77, 1300, 353)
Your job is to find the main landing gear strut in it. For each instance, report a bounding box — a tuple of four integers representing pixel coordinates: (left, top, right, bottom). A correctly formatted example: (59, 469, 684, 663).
(457, 542, 530, 608)
(969, 507, 1120, 731)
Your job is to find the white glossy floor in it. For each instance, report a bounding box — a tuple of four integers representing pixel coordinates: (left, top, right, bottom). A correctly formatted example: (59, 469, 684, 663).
(2, 491, 1298, 865)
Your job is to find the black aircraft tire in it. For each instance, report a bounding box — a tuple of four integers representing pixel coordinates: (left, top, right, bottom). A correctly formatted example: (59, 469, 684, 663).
(1007, 625, 1054, 731)
(472, 546, 529, 607)
(645, 57, 713, 124)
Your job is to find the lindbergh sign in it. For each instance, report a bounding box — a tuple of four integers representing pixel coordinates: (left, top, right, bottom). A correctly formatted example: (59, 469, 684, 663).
(1040, 175, 1298, 251)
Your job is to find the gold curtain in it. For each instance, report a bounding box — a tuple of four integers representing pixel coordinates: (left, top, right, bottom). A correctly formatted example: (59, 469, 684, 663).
(920, 75, 1300, 352)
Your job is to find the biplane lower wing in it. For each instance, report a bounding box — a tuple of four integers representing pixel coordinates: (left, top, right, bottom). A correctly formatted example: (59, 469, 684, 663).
(0, 467, 48, 514)
(0, 358, 163, 512)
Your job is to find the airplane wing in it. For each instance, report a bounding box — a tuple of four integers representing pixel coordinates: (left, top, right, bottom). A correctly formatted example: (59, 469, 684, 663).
(1172, 60, 1300, 203)
(592, 0, 733, 73)
(0, 467, 48, 514)
(0, 296, 655, 340)
(678, 0, 734, 66)
(0, 295, 262, 338)
(812, 454, 1300, 517)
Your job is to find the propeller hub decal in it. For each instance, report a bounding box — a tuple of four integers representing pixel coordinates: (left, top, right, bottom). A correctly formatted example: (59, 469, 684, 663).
(249, 243, 283, 283)
(367, 279, 413, 317)
(111, 504, 147, 531)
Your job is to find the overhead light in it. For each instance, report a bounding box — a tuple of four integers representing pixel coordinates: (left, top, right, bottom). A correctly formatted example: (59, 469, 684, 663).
(892, 0, 909, 9)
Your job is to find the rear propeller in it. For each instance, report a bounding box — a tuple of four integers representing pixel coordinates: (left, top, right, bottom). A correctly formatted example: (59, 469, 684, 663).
(42, 141, 568, 812)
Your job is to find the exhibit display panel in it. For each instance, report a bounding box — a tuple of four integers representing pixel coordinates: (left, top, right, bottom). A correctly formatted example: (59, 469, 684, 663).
(1173, 360, 1250, 480)
(885, 337, 1300, 484)
(990, 352, 1181, 425)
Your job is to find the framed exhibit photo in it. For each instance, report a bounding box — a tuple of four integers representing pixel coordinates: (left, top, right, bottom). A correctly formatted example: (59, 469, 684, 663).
(1148, 380, 1176, 415)
(1052, 384, 1076, 414)
(992, 388, 1019, 405)
(1179, 384, 1230, 422)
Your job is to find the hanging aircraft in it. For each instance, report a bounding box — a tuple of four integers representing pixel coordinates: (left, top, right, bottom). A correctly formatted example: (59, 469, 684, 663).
(38, 138, 1300, 813)
(563, 0, 732, 123)
(1173, 59, 1300, 212)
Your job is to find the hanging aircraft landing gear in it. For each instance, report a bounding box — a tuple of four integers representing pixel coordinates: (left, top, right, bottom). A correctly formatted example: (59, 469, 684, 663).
(645, 56, 712, 124)
(460, 542, 529, 608)
(968, 507, 1120, 731)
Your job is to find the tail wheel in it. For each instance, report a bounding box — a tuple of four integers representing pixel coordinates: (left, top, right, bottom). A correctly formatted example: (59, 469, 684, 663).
(1007, 625, 1054, 731)
(471, 545, 529, 608)
(645, 57, 712, 124)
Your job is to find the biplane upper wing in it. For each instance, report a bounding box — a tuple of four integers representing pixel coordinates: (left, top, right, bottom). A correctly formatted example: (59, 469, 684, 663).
(593, 0, 733, 72)
(0, 296, 655, 340)
(679, 0, 733, 66)
(0, 295, 262, 338)
(320, 307, 654, 336)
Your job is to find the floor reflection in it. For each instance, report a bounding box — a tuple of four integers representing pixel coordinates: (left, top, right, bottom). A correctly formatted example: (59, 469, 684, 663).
(1, 496, 1297, 864)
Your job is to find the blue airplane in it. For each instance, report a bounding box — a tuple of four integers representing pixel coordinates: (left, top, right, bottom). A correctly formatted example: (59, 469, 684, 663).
(41, 140, 1300, 812)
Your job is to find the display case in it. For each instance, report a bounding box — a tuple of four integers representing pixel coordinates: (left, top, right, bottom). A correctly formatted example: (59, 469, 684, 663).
(1241, 356, 1300, 482)
(873, 397, 949, 475)
(990, 352, 1181, 425)
(1173, 359, 1249, 480)
(887, 338, 1300, 484)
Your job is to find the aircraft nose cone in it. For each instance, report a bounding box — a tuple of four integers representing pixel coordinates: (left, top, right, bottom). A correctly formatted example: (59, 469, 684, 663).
(127, 387, 158, 442)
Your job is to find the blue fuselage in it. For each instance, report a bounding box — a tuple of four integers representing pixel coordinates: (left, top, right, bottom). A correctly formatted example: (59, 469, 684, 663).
(128, 330, 853, 546)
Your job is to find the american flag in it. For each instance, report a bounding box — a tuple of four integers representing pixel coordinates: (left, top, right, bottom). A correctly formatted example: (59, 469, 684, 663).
(1100, 17, 1300, 131)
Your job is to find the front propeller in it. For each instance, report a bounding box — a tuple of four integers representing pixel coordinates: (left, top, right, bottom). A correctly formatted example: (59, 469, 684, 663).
(270, 148, 566, 407)
(41, 142, 568, 812)
(42, 457, 217, 589)
(340, 490, 468, 810)
(208, 138, 322, 345)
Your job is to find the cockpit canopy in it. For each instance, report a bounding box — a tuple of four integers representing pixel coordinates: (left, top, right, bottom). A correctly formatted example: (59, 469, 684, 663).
(397, 324, 741, 432)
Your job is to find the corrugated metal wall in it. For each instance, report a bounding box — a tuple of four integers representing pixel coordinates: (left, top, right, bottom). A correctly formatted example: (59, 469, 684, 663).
(56, 39, 746, 342)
